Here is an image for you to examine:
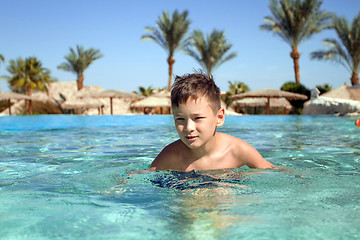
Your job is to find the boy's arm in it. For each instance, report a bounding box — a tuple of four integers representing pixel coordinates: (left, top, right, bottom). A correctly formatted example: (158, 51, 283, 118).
(237, 140, 274, 169)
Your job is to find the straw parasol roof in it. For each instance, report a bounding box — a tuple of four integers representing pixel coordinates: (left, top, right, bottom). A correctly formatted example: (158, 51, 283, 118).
(89, 90, 143, 115)
(232, 88, 308, 100)
(131, 96, 171, 108)
(152, 90, 171, 98)
(234, 98, 292, 109)
(61, 97, 104, 110)
(89, 90, 140, 98)
(0, 92, 33, 101)
(232, 88, 308, 114)
(321, 85, 360, 100)
(0, 92, 33, 115)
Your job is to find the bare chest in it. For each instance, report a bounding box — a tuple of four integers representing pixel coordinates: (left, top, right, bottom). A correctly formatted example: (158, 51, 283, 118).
(183, 148, 243, 171)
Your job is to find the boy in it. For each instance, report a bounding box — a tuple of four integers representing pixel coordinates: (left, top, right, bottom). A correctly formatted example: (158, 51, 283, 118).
(150, 73, 274, 171)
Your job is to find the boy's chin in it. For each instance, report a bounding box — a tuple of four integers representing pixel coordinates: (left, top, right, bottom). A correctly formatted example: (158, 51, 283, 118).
(181, 139, 201, 149)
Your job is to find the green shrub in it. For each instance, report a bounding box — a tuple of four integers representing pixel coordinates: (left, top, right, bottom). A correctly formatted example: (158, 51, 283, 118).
(281, 82, 310, 95)
(280, 82, 310, 114)
(316, 84, 332, 94)
(223, 81, 250, 108)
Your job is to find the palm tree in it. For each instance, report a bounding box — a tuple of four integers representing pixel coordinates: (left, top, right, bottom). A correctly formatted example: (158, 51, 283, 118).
(5, 57, 52, 114)
(58, 45, 103, 90)
(185, 29, 237, 76)
(142, 10, 191, 91)
(223, 81, 249, 107)
(260, 0, 333, 84)
(311, 12, 360, 86)
(138, 86, 154, 97)
(228, 80, 249, 95)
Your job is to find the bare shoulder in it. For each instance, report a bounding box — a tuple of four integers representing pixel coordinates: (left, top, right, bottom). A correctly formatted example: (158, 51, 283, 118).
(150, 140, 185, 171)
(219, 132, 274, 169)
(217, 133, 253, 154)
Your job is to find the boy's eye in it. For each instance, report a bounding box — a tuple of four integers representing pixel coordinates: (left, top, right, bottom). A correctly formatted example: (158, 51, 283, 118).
(195, 117, 205, 120)
(176, 117, 185, 121)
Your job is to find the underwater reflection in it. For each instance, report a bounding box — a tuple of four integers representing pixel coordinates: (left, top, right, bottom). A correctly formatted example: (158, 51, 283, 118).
(150, 170, 260, 239)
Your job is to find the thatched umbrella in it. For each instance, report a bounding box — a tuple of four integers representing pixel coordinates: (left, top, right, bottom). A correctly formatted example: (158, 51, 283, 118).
(131, 96, 171, 114)
(61, 98, 104, 115)
(152, 90, 171, 98)
(234, 98, 292, 114)
(90, 90, 142, 115)
(232, 88, 308, 114)
(0, 92, 33, 115)
(235, 98, 292, 108)
(131, 96, 171, 108)
(321, 85, 360, 100)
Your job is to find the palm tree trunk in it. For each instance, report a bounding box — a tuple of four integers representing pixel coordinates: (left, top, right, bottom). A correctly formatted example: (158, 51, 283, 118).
(167, 56, 175, 91)
(26, 86, 32, 115)
(77, 74, 85, 91)
(350, 70, 359, 86)
(290, 47, 301, 84)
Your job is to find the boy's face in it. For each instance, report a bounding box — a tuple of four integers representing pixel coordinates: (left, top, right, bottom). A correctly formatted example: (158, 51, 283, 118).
(172, 96, 225, 149)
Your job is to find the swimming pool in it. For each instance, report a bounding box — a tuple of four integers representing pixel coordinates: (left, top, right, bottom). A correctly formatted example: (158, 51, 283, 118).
(0, 115, 359, 239)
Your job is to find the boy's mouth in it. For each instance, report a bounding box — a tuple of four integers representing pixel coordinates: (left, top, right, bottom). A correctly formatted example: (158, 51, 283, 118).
(185, 136, 197, 141)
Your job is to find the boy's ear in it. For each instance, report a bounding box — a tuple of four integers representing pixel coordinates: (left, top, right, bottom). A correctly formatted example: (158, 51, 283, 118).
(216, 108, 225, 127)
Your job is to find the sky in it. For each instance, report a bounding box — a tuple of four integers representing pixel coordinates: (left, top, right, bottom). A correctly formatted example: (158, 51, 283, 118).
(1, 0, 359, 94)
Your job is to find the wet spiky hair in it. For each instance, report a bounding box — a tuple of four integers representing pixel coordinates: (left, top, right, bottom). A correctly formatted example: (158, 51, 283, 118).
(171, 72, 221, 113)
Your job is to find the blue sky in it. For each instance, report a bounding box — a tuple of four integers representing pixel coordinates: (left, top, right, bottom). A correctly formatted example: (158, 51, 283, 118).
(1, 0, 359, 93)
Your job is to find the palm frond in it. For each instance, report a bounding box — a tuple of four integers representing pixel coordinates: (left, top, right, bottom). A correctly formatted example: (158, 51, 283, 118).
(261, 0, 332, 48)
(141, 10, 191, 57)
(311, 11, 360, 74)
(0, 54, 5, 66)
(138, 86, 154, 96)
(58, 45, 103, 77)
(5, 57, 52, 93)
(185, 29, 237, 75)
(217, 52, 238, 69)
(142, 27, 167, 51)
(57, 62, 75, 73)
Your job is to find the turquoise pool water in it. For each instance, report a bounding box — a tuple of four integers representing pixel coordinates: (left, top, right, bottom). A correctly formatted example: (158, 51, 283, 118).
(0, 115, 359, 239)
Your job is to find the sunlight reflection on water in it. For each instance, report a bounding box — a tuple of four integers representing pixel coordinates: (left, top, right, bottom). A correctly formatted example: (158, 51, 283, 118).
(0, 115, 359, 239)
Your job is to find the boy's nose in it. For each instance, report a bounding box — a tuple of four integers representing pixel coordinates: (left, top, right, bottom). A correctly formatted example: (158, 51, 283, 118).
(185, 119, 195, 131)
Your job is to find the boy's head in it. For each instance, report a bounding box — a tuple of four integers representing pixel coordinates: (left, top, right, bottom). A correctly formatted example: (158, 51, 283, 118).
(171, 73, 221, 114)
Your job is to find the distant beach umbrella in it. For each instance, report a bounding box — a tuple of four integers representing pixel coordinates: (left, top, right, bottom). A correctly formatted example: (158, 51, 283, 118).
(232, 88, 308, 114)
(321, 85, 360, 101)
(0, 92, 33, 115)
(61, 97, 104, 115)
(234, 98, 292, 108)
(152, 90, 171, 98)
(90, 90, 143, 115)
(131, 96, 171, 108)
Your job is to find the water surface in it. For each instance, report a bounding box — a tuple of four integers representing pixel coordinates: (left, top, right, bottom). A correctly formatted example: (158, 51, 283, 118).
(0, 115, 359, 239)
